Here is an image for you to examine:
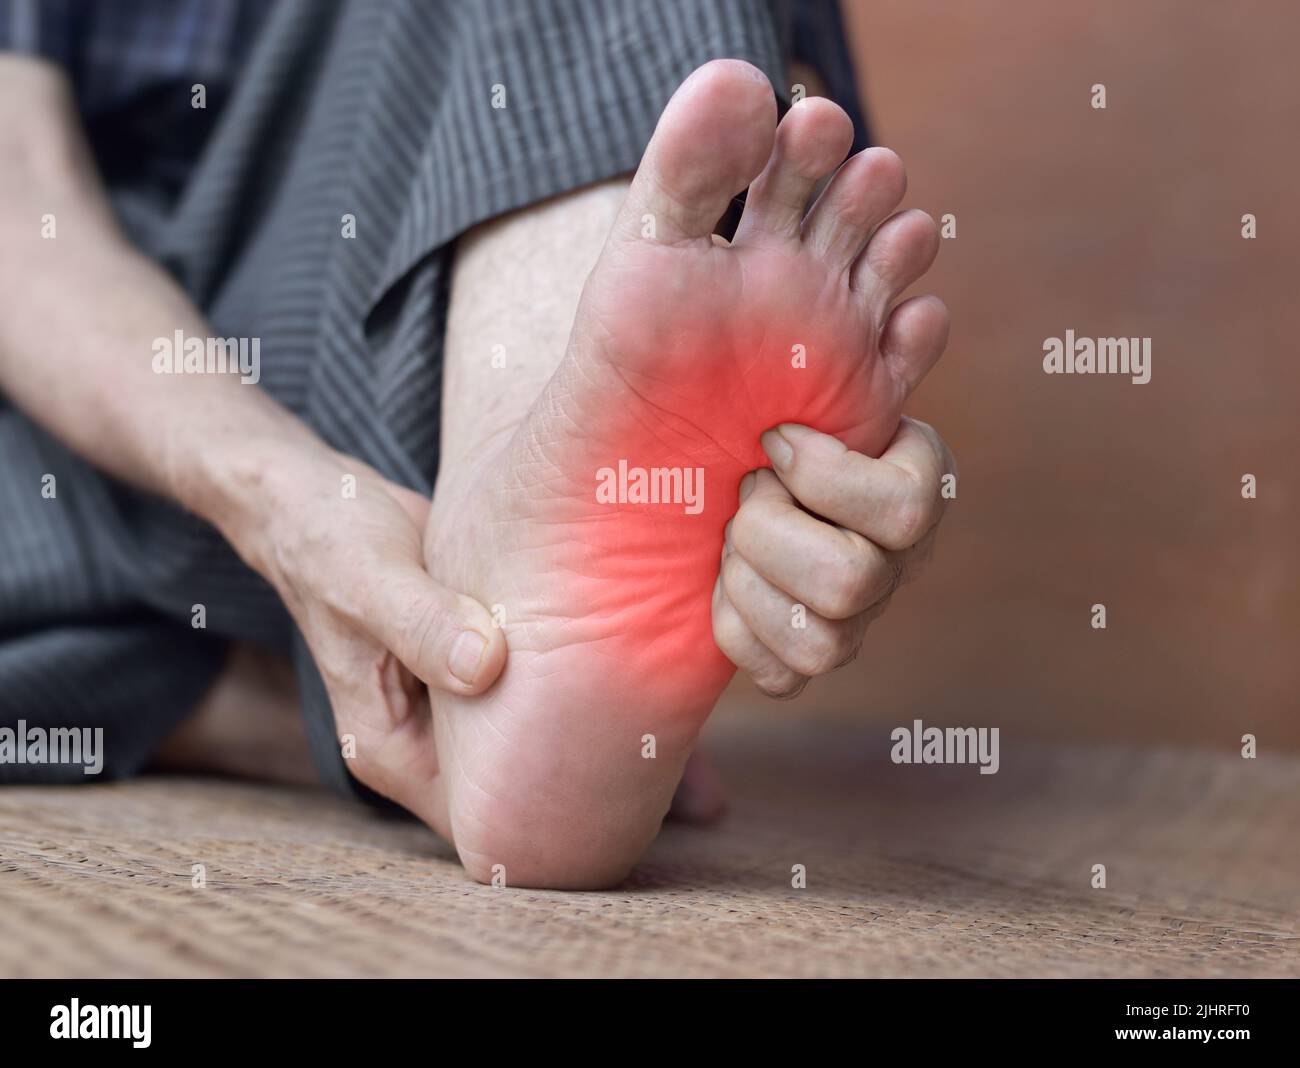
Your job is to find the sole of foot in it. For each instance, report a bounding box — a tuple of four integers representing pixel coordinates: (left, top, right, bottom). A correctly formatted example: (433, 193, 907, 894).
(425, 60, 947, 888)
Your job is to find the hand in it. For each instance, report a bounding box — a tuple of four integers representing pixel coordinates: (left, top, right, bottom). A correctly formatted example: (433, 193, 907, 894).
(713, 417, 954, 697)
(208, 441, 507, 818)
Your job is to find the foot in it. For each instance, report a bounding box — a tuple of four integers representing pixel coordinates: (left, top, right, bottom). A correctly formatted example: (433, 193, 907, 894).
(151, 644, 318, 787)
(425, 60, 945, 887)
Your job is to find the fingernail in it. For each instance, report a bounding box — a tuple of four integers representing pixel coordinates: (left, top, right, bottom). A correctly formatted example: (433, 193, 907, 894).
(738, 472, 757, 501)
(449, 631, 488, 686)
(761, 428, 794, 470)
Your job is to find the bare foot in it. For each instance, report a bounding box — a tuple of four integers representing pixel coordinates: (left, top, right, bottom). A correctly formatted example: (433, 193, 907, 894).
(425, 61, 945, 887)
(151, 644, 317, 787)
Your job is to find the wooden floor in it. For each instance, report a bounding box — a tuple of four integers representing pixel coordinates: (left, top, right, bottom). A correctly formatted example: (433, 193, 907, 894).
(2, 718, 1296, 978)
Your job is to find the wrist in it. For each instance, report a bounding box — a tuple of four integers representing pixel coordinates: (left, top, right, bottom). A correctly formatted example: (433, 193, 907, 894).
(166, 400, 332, 579)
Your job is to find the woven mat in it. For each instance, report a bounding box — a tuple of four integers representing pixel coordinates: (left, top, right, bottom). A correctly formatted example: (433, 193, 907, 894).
(2, 719, 1297, 978)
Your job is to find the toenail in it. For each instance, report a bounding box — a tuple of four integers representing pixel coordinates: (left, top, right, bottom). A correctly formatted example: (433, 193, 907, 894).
(449, 631, 488, 686)
(760, 429, 794, 470)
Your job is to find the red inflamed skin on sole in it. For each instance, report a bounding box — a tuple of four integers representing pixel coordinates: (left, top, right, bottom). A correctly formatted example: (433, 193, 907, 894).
(538, 250, 899, 708)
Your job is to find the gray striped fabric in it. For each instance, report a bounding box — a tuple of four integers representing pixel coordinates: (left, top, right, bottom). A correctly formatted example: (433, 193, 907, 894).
(0, 0, 864, 797)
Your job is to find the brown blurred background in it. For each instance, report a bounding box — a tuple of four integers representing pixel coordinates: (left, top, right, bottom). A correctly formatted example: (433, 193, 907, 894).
(719, 0, 1299, 747)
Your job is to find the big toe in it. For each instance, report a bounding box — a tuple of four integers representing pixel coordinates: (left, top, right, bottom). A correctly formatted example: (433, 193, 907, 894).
(618, 59, 777, 245)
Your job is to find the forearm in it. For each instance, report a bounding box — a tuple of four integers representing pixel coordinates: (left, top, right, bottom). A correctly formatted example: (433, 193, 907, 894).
(0, 57, 324, 563)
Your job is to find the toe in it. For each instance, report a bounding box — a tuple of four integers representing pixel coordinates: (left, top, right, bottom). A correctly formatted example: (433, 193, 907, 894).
(881, 294, 951, 396)
(852, 208, 941, 309)
(733, 96, 853, 245)
(801, 146, 907, 269)
(618, 59, 777, 245)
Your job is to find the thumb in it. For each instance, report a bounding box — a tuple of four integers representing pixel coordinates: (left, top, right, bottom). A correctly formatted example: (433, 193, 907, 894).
(364, 565, 507, 695)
